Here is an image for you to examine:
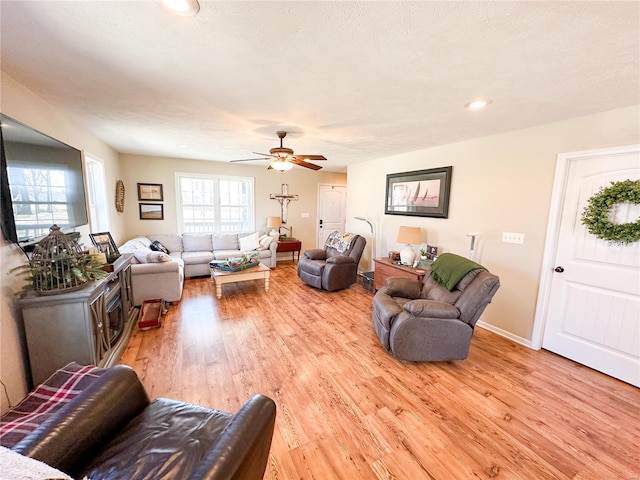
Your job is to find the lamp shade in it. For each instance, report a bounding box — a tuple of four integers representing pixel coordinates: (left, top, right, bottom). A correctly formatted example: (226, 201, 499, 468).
(397, 226, 422, 266)
(396, 226, 422, 245)
(267, 217, 282, 228)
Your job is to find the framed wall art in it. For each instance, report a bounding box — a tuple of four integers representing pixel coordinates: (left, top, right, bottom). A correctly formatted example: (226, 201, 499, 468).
(139, 203, 164, 220)
(137, 183, 163, 201)
(385, 166, 452, 218)
(89, 231, 119, 254)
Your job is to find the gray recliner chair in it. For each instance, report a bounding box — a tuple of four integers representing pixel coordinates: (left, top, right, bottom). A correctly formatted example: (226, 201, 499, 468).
(372, 253, 500, 361)
(297, 233, 366, 291)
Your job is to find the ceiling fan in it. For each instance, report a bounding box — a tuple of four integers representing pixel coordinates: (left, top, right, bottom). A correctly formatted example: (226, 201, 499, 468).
(230, 131, 326, 171)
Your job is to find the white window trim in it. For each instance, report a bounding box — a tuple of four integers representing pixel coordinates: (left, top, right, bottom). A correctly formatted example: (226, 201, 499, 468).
(174, 172, 255, 234)
(84, 154, 110, 233)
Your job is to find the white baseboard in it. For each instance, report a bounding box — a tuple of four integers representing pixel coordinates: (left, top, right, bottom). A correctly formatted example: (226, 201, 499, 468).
(476, 321, 534, 349)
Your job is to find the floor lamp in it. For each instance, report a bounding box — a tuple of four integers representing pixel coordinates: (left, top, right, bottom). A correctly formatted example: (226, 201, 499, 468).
(354, 216, 375, 271)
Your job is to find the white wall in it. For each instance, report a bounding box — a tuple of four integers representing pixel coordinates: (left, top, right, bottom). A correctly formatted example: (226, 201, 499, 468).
(118, 154, 346, 254)
(0, 72, 121, 411)
(346, 105, 640, 344)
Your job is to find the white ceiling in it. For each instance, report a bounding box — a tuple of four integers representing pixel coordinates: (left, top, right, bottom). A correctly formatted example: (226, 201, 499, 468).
(1, 1, 638, 172)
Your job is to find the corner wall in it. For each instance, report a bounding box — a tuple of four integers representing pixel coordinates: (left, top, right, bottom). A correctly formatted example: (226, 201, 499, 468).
(0, 72, 121, 412)
(346, 105, 640, 344)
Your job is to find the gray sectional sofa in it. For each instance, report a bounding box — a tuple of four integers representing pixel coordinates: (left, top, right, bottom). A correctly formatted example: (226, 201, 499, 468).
(119, 232, 277, 306)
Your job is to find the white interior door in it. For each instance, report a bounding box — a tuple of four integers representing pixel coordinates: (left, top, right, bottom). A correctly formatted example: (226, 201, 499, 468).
(317, 185, 346, 247)
(540, 145, 640, 387)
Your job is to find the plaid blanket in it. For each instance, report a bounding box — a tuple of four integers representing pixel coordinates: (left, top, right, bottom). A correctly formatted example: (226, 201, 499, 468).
(0, 362, 105, 448)
(325, 231, 356, 253)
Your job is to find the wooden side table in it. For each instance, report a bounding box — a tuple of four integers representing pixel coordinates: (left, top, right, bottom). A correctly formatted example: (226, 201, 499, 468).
(373, 257, 428, 291)
(276, 239, 302, 262)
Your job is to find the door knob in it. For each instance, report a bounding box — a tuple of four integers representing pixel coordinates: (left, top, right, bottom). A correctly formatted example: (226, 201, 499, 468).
(554, 266, 564, 273)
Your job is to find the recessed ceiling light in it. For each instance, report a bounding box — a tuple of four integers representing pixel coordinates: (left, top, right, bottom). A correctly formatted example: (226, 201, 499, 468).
(466, 98, 492, 110)
(176, 144, 189, 148)
(160, 0, 200, 16)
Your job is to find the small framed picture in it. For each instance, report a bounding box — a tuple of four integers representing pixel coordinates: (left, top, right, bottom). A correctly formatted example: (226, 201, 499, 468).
(139, 203, 164, 220)
(89, 231, 119, 255)
(137, 183, 163, 201)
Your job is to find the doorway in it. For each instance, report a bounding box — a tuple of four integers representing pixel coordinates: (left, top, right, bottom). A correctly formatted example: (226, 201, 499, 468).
(317, 185, 347, 247)
(532, 145, 639, 386)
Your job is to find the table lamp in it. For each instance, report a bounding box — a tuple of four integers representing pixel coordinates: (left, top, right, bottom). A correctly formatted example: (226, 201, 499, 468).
(397, 226, 422, 266)
(267, 216, 282, 239)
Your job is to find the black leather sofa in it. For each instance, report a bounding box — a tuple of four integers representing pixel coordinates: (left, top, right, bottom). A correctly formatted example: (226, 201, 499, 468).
(11, 365, 276, 480)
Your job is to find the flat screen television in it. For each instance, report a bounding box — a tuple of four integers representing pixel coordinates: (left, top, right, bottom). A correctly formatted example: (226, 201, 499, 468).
(1, 113, 88, 244)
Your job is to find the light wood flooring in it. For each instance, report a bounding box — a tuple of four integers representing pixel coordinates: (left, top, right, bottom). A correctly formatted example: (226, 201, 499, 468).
(120, 262, 640, 480)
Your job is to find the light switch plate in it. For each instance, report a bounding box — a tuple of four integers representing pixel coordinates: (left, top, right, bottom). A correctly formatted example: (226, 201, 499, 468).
(502, 232, 524, 244)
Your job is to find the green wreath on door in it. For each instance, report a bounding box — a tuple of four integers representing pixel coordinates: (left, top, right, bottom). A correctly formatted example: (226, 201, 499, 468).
(581, 179, 640, 245)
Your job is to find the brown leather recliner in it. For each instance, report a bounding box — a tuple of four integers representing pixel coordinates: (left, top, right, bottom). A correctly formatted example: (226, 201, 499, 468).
(12, 365, 276, 480)
(297, 233, 366, 291)
(372, 253, 500, 361)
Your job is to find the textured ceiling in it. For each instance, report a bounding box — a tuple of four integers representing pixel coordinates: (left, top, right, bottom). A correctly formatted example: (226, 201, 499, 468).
(1, 1, 638, 172)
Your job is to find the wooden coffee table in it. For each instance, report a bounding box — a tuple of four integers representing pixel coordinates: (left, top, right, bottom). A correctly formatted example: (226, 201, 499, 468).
(210, 263, 271, 299)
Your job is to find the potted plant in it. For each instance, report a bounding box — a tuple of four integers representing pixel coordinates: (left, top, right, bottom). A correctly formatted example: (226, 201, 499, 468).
(10, 225, 109, 295)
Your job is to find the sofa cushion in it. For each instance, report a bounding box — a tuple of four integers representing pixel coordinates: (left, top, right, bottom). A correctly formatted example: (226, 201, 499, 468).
(119, 236, 152, 253)
(258, 235, 274, 250)
(213, 249, 243, 260)
(135, 250, 171, 264)
(81, 398, 232, 480)
(239, 232, 260, 251)
(212, 233, 239, 250)
(148, 234, 183, 253)
(422, 276, 462, 304)
(182, 251, 215, 265)
(183, 233, 213, 252)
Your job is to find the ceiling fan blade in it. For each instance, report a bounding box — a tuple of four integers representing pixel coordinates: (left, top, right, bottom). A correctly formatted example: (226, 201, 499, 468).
(230, 157, 270, 162)
(252, 152, 274, 157)
(294, 154, 327, 161)
(290, 158, 323, 170)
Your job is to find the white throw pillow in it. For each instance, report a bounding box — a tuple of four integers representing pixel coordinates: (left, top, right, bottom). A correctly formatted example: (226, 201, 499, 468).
(239, 232, 260, 251)
(258, 235, 273, 250)
(134, 250, 171, 263)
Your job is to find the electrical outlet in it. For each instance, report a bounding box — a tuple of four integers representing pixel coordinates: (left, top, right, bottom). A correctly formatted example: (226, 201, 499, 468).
(301, 213, 309, 218)
(502, 232, 524, 244)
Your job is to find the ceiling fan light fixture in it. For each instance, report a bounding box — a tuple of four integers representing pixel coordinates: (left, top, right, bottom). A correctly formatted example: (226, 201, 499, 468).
(160, 0, 200, 16)
(270, 160, 293, 171)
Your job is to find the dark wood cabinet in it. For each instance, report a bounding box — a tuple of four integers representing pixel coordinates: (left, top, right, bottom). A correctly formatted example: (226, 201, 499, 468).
(276, 239, 302, 262)
(373, 257, 428, 291)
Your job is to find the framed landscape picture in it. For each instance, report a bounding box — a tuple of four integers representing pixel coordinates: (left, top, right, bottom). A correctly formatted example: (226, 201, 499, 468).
(137, 183, 163, 201)
(385, 166, 452, 218)
(139, 203, 164, 220)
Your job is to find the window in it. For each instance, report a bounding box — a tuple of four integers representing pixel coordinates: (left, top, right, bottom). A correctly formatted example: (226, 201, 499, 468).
(85, 156, 109, 232)
(176, 173, 254, 233)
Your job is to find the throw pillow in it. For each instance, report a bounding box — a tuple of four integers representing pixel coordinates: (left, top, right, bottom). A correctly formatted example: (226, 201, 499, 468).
(385, 277, 422, 299)
(239, 232, 260, 251)
(258, 235, 273, 250)
(149, 240, 170, 254)
(134, 250, 171, 264)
